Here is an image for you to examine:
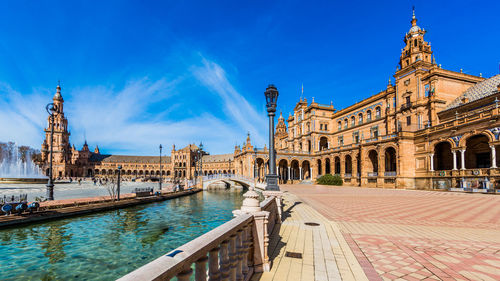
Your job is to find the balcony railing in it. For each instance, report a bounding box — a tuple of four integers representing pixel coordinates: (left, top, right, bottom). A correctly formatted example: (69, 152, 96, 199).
(384, 171, 397, 177)
(367, 172, 378, 177)
(344, 173, 352, 178)
(400, 102, 412, 111)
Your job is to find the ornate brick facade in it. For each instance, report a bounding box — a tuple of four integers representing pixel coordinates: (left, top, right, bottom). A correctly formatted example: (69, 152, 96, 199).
(233, 12, 500, 189)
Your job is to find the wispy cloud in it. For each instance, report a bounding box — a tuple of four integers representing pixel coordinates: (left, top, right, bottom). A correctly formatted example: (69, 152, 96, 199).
(0, 56, 267, 156)
(0, 83, 47, 147)
(192, 57, 267, 145)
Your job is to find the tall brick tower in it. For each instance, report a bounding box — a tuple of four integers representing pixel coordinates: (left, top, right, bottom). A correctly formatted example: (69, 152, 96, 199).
(41, 83, 72, 177)
(399, 7, 433, 69)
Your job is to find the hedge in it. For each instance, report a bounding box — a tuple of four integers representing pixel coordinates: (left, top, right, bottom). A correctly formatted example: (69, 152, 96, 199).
(316, 174, 343, 186)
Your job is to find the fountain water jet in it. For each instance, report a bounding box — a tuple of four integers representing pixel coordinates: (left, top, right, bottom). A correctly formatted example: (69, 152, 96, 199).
(0, 143, 47, 183)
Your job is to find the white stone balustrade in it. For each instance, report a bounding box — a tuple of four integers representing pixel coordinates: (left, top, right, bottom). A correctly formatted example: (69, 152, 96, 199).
(118, 192, 283, 281)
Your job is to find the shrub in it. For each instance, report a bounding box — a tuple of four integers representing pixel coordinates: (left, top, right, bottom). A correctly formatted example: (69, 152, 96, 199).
(316, 174, 343, 186)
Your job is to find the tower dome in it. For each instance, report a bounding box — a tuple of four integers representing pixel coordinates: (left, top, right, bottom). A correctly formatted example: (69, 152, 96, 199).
(409, 7, 421, 33)
(53, 82, 63, 101)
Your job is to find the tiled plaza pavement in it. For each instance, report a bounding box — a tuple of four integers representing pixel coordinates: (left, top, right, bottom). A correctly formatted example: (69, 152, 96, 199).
(281, 185, 500, 281)
(252, 192, 370, 281)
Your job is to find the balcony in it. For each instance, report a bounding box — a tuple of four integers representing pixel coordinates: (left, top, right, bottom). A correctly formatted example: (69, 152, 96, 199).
(401, 102, 412, 111)
(367, 172, 378, 177)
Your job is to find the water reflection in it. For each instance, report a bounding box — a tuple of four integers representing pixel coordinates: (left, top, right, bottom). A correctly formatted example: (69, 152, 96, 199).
(40, 222, 72, 264)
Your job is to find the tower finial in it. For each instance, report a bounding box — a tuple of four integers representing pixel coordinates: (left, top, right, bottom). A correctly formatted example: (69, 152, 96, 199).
(411, 6, 418, 27)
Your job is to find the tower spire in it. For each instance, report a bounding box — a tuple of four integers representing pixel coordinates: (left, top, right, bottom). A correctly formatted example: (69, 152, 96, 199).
(411, 6, 417, 26)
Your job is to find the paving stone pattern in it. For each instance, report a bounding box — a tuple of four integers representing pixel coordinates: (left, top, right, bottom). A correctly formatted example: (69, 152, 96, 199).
(280, 185, 500, 281)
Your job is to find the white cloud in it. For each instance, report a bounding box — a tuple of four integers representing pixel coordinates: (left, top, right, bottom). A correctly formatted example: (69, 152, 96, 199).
(0, 83, 47, 148)
(192, 57, 267, 145)
(0, 56, 268, 156)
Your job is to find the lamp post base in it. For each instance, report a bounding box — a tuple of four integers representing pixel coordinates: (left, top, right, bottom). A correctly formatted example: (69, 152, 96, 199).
(265, 174, 280, 191)
(46, 182, 54, 201)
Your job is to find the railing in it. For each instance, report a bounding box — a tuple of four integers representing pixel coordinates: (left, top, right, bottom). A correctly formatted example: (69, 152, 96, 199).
(344, 173, 352, 178)
(118, 213, 254, 281)
(401, 102, 412, 111)
(384, 171, 397, 177)
(261, 196, 278, 235)
(203, 174, 266, 190)
(119, 191, 283, 281)
(367, 172, 378, 177)
(1, 194, 28, 204)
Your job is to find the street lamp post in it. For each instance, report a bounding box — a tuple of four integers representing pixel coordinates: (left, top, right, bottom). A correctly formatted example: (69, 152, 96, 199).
(199, 142, 204, 176)
(159, 144, 163, 191)
(254, 147, 258, 182)
(264, 85, 280, 191)
(117, 165, 122, 201)
(45, 103, 58, 201)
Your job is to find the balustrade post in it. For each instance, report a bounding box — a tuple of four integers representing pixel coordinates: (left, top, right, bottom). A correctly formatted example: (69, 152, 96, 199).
(229, 234, 238, 280)
(208, 247, 221, 281)
(195, 256, 209, 281)
(251, 212, 270, 272)
(262, 192, 283, 224)
(177, 268, 193, 281)
(220, 240, 230, 281)
(236, 230, 244, 281)
(241, 225, 250, 276)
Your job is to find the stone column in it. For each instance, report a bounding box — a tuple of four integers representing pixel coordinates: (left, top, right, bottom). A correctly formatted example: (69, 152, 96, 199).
(340, 156, 345, 178)
(429, 153, 434, 172)
(287, 166, 291, 180)
(452, 150, 458, 170)
(299, 167, 302, 180)
(490, 145, 497, 168)
(309, 167, 312, 180)
(460, 149, 466, 170)
(378, 153, 385, 187)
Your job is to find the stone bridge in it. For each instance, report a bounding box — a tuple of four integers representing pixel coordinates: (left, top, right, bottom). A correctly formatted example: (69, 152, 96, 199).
(202, 174, 266, 191)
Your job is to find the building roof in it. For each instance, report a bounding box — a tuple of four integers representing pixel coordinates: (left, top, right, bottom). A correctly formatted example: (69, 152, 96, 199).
(90, 154, 171, 164)
(202, 153, 234, 162)
(446, 74, 500, 110)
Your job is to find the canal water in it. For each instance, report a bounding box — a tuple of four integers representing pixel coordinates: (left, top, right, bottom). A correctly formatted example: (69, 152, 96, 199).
(0, 190, 243, 280)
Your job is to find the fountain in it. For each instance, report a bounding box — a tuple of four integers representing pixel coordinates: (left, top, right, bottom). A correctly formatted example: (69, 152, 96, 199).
(0, 143, 47, 184)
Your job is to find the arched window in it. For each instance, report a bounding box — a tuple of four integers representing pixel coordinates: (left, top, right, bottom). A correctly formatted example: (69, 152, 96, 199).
(344, 119, 348, 129)
(414, 39, 417, 46)
(351, 116, 355, 127)
(338, 121, 342, 131)
(375, 107, 381, 118)
(358, 113, 363, 124)
(367, 110, 372, 121)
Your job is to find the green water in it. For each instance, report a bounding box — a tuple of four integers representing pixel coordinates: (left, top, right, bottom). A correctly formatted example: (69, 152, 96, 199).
(0, 190, 243, 280)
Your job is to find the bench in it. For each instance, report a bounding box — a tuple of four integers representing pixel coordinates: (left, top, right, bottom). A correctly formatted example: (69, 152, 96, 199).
(133, 187, 154, 197)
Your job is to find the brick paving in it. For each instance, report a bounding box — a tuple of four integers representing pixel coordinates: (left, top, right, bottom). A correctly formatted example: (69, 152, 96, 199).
(281, 185, 500, 281)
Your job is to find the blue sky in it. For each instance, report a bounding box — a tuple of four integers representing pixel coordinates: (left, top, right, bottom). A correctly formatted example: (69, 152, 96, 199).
(1, 0, 499, 155)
